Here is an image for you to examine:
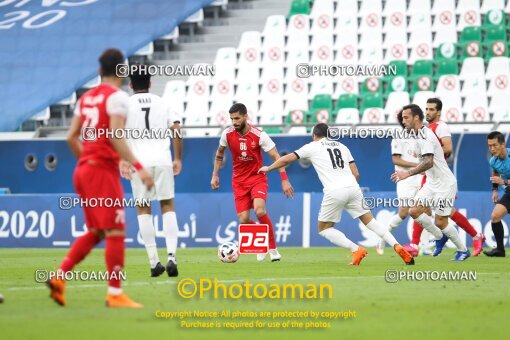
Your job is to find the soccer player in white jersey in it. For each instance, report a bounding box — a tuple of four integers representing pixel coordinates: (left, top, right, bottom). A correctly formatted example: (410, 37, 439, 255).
(120, 66, 182, 277)
(376, 110, 424, 255)
(390, 104, 470, 261)
(258, 123, 414, 265)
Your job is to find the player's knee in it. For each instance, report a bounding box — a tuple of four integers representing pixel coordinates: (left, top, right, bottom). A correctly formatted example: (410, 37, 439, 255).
(408, 207, 420, 219)
(254, 207, 266, 217)
(491, 212, 502, 223)
(237, 215, 250, 224)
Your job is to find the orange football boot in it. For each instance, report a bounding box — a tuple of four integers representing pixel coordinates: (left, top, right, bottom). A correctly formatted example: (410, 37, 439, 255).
(349, 246, 368, 265)
(106, 293, 143, 308)
(47, 276, 66, 306)
(394, 244, 415, 265)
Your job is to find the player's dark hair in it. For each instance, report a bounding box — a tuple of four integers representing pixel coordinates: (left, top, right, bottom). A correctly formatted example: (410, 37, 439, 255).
(426, 97, 443, 111)
(129, 64, 151, 91)
(313, 123, 329, 138)
(487, 131, 506, 144)
(229, 103, 247, 115)
(402, 104, 424, 121)
(396, 109, 404, 129)
(99, 48, 124, 77)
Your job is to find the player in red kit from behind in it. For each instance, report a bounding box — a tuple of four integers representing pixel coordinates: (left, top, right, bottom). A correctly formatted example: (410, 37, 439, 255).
(403, 98, 484, 257)
(46, 49, 154, 308)
(211, 103, 294, 261)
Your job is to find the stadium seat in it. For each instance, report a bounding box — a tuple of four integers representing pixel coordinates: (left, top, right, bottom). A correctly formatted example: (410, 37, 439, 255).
(481, 0, 506, 14)
(488, 74, 510, 97)
(408, 0, 431, 15)
(463, 91, 490, 122)
(259, 77, 284, 124)
(285, 45, 310, 68)
(209, 69, 235, 126)
(134, 43, 154, 57)
(436, 59, 459, 78)
(185, 9, 204, 23)
(382, 0, 406, 17)
(159, 26, 179, 41)
(260, 64, 283, 85)
(484, 26, 508, 60)
(490, 93, 510, 121)
(310, 0, 333, 19)
(214, 48, 237, 72)
(384, 76, 408, 95)
(361, 77, 382, 95)
(310, 12, 333, 38)
(459, 57, 486, 80)
(333, 0, 357, 17)
(461, 76, 487, 97)
(358, 0, 382, 18)
(408, 13, 432, 33)
(335, 14, 358, 36)
(310, 34, 334, 65)
(383, 60, 408, 93)
(336, 93, 359, 110)
(432, 10, 457, 47)
(283, 77, 309, 113)
(360, 92, 383, 112)
(285, 109, 308, 124)
(234, 81, 259, 118)
(288, 0, 311, 18)
(431, 0, 455, 15)
(457, 10, 481, 32)
(435, 75, 463, 122)
(286, 14, 311, 51)
(506, 0, 510, 14)
(335, 108, 360, 125)
(287, 126, 308, 134)
(184, 72, 210, 126)
(236, 43, 261, 83)
(383, 29, 408, 62)
(408, 30, 433, 64)
(333, 76, 359, 96)
(57, 92, 76, 106)
(482, 9, 507, 28)
(359, 45, 384, 66)
(359, 11, 383, 34)
(309, 76, 333, 98)
(456, 0, 480, 13)
(31, 107, 50, 122)
(412, 60, 433, 76)
(436, 42, 458, 61)
(485, 57, 510, 80)
(162, 80, 185, 117)
(238, 31, 261, 51)
(410, 60, 434, 94)
(412, 91, 435, 109)
(361, 108, 385, 123)
(334, 31, 358, 64)
(262, 15, 286, 38)
(385, 91, 410, 118)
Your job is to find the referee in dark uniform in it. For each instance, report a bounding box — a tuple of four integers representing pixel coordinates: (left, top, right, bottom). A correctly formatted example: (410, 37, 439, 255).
(486, 131, 509, 257)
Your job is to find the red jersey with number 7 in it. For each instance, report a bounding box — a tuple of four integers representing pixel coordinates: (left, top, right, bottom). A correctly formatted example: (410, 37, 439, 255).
(74, 83, 130, 171)
(219, 125, 276, 185)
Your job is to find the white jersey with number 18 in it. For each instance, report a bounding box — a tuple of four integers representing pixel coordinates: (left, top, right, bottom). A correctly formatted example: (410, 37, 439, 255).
(294, 139, 358, 191)
(125, 93, 181, 167)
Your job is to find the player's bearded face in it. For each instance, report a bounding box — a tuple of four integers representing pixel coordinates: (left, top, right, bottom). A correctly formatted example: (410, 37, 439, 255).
(401, 110, 415, 132)
(425, 104, 439, 123)
(231, 113, 246, 132)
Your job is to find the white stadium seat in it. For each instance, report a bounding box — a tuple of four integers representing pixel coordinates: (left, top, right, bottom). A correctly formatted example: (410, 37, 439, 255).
(383, 29, 408, 62)
(431, 0, 455, 15)
(334, 0, 357, 17)
(457, 9, 481, 31)
(334, 33, 358, 64)
(359, 13, 382, 33)
(134, 43, 154, 57)
(285, 45, 310, 68)
(385, 91, 410, 117)
(456, 0, 481, 13)
(237, 31, 261, 51)
(485, 57, 510, 80)
(459, 57, 486, 81)
(162, 80, 185, 117)
(286, 14, 311, 51)
(361, 108, 385, 124)
(310, 0, 334, 19)
(209, 76, 235, 126)
(407, 13, 432, 33)
(57, 92, 76, 106)
(432, 11, 457, 47)
(31, 107, 50, 121)
(335, 14, 358, 36)
(214, 48, 237, 72)
(408, 31, 433, 64)
(359, 0, 382, 18)
(310, 12, 333, 38)
(412, 91, 435, 110)
(383, 0, 406, 16)
(261, 15, 286, 38)
(184, 9, 204, 24)
(435, 75, 463, 122)
(407, 0, 431, 15)
(491, 94, 510, 122)
(461, 76, 487, 96)
(334, 76, 359, 96)
(308, 76, 333, 99)
(284, 78, 309, 113)
(488, 74, 510, 97)
(259, 77, 284, 125)
(310, 34, 334, 65)
(335, 108, 360, 125)
(463, 92, 490, 122)
(234, 80, 259, 118)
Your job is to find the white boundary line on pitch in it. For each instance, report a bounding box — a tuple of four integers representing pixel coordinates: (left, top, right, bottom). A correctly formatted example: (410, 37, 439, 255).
(5, 273, 509, 291)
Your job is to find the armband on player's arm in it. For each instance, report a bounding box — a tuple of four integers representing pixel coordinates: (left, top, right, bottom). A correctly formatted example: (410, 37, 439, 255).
(279, 171, 288, 181)
(133, 162, 144, 171)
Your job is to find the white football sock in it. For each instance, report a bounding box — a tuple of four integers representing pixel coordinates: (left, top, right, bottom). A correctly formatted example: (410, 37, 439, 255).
(107, 286, 123, 296)
(442, 225, 468, 252)
(138, 214, 159, 268)
(389, 214, 404, 231)
(365, 219, 398, 247)
(415, 213, 443, 240)
(163, 211, 178, 262)
(319, 228, 358, 252)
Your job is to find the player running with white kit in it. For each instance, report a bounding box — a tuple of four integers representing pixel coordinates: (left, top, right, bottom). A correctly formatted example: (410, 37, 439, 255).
(120, 66, 182, 277)
(258, 123, 414, 265)
(391, 104, 470, 261)
(376, 110, 423, 254)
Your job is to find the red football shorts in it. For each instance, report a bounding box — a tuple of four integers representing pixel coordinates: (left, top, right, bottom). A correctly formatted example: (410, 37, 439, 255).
(73, 161, 125, 230)
(232, 180, 268, 213)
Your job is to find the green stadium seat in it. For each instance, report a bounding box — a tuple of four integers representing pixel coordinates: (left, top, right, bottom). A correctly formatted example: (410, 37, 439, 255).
(436, 42, 458, 61)
(336, 94, 358, 110)
(410, 75, 434, 95)
(484, 26, 509, 59)
(285, 109, 308, 125)
(309, 94, 333, 123)
(485, 25, 507, 41)
(360, 93, 383, 112)
(435, 59, 459, 78)
(460, 26, 483, 59)
(287, 0, 310, 18)
(383, 60, 408, 96)
(411, 60, 434, 76)
(262, 127, 283, 134)
(360, 77, 383, 95)
(460, 26, 482, 42)
(482, 9, 507, 28)
(384, 76, 408, 95)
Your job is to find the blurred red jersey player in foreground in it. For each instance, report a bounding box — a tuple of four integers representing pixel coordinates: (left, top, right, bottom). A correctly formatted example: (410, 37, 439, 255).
(47, 48, 154, 308)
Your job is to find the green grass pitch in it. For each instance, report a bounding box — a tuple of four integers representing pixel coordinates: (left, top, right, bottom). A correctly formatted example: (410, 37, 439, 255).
(0, 247, 509, 340)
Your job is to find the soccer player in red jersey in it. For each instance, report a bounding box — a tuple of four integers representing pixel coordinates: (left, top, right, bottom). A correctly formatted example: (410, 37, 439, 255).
(211, 103, 294, 261)
(47, 49, 154, 308)
(401, 98, 484, 257)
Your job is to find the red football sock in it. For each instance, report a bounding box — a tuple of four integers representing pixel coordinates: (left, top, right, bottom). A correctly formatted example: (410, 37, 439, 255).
(60, 231, 101, 273)
(258, 214, 276, 249)
(105, 235, 125, 289)
(249, 219, 256, 224)
(411, 221, 423, 246)
(450, 211, 477, 237)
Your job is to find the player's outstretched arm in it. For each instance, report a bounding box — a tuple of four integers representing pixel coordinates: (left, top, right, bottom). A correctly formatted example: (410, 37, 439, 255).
(391, 154, 433, 183)
(211, 146, 226, 190)
(171, 122, 183, 176)
(392, 155, 418, 168)
(66, 115, 83, 158)
(110, 115, 154, 190)
(265, 147, 294, 199)
(259, 152, 298, 173)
